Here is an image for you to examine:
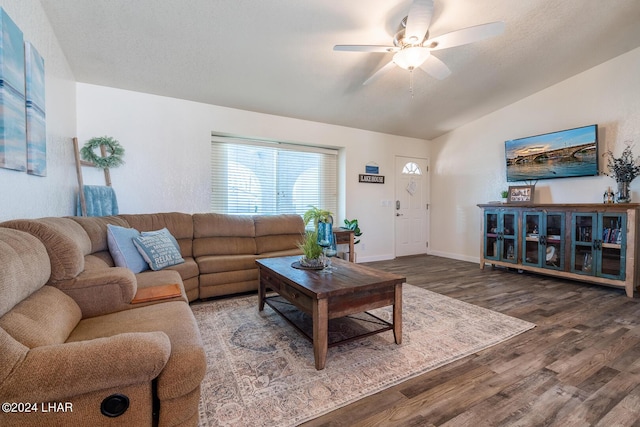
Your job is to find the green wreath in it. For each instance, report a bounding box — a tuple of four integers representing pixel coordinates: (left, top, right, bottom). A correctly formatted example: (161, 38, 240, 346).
(80, 136, 125, 169)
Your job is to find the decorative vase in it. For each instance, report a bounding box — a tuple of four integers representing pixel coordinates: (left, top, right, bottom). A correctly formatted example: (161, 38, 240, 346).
(317, 222, 333, 247)
(616, 181, 631, 203)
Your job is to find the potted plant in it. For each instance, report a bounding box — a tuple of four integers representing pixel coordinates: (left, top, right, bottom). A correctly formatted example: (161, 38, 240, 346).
(298, 230, 324, 268)
(500, 190, 509, 203)
(303, 206, 333, 230)
(343, 218, 363, 244)
(603, 144, 640, 203)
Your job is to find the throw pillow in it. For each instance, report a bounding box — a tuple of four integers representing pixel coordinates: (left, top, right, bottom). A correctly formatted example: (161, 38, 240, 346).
(106, 224, 149, 274)
(133, 228, 185, 271)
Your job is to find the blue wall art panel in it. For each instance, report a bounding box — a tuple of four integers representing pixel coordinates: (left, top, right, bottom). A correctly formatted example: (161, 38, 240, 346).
(0, 8, 26, 172)
(25, 41, 45, 176)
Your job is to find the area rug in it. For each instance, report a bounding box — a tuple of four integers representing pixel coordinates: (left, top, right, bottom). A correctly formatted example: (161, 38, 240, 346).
(193, 284, 535, 427)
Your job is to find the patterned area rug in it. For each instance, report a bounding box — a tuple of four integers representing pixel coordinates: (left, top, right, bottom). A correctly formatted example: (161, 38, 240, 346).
(193, 284, 535, 427)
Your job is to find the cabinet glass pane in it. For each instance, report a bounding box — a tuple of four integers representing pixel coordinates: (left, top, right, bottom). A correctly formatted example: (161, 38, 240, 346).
(525, 240, 539, 264)
(503, 239, 516, 260)
(523, 213, 540, 265)
(486, 213, 498, 235)
(601, 246, 622, 276)
(575, 215, 593, 242)
(525, 215, 540, 235)
(503, 213, 515, 237)
(574, 246, 594, 273)
(601, 214, 623, 245)
(546, 214, 563, 268)
(486, 236, 497, 257)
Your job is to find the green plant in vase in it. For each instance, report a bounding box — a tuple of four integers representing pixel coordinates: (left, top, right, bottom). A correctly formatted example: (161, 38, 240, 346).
(603, 144, 640, 203)
(298, 231, 324, 268)
(303, 206, 333, 230)
(343, 218, 363, 244)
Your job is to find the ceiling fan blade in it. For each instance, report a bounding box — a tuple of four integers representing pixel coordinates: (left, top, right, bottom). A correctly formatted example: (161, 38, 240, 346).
(426, 21, 505, 50)
(404, 0, 435, 45)
(334, 45, 398, 53)
(363, 61, 396, 86)
(418, 55, 451, 80)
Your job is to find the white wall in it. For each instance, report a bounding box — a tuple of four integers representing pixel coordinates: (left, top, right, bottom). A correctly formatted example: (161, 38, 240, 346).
(430, 47, 640, 262)
(76, 84, 429, 261)
(0, 0, 77, 220)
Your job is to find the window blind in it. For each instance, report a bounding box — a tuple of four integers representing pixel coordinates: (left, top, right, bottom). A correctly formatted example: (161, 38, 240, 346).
(211, 135, 337, 217)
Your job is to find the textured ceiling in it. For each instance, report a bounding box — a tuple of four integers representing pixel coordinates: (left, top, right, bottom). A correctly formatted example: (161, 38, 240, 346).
(41, 0, 640, 140)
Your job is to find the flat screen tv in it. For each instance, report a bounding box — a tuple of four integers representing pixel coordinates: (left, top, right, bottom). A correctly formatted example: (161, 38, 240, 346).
(505, 124, 598, 182)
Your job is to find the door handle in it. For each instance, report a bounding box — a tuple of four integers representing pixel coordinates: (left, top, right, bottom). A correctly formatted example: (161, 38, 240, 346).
(396, 213, 403, 216)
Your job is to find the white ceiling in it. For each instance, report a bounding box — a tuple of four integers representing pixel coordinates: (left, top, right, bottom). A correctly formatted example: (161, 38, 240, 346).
(40, 0, 640, 140)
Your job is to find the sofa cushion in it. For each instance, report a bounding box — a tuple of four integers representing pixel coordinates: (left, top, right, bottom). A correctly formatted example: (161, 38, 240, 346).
(0, 286, 81, 348)
(134, 228, 185, 271)
(196, 254, 257, 274)
(0, 327, 28, 388)
(70, 216, 129, 254)
(107, 224, 149, 273)
(256, 234, 304, 254)
(193, 213, 255, 238)
(66, 301, 206, 401)
(0, 218, 90, 283)
(254, 214, 304, 253)
(0, 228, 51, 317)
(253, 214, 304, 236)
(193, 236, 257, 257)
(119, 213, 194, 257)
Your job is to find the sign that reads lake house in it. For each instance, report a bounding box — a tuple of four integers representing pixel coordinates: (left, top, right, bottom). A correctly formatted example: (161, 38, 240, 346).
(359, 174, 385, 184)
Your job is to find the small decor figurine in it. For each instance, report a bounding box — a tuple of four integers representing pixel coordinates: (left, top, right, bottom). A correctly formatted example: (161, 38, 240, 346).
(603, 144, 640, 203)
(603, 187, 615, 204)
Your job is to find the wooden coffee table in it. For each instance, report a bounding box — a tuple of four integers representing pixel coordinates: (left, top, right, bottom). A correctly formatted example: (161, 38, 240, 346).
(256, 255, 405, 370)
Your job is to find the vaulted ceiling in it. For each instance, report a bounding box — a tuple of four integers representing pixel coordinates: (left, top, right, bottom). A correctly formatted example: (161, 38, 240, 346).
(41, 0, 640, 140)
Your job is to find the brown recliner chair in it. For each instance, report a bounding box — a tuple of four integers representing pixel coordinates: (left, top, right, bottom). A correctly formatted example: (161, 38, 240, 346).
(0, 227, 205, 426)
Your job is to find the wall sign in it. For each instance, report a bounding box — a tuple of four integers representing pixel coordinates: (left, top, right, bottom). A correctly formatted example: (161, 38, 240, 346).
(359, 174, 385, 184)
(365, 164, 379, 174)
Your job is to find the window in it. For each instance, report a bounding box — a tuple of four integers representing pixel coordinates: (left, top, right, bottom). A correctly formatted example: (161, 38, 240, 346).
(402, 162, 422, 175)
(211, 135, 337, 216)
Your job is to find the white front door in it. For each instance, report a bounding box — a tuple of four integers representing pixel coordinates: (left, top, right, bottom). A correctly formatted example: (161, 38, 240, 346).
(395, 156, 429, 257)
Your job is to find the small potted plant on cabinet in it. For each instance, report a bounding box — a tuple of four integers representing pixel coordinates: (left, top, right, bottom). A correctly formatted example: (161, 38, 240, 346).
(501, 190, 509, 203)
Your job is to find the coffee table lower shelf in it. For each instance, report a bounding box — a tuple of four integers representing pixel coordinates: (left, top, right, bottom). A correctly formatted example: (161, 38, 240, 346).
(264, 295, 394, 348)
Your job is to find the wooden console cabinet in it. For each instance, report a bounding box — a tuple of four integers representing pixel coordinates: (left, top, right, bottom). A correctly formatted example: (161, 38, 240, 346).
(478, 203, 640, 297)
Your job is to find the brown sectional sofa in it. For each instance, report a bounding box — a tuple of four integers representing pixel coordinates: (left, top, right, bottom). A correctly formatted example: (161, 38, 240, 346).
(0, 212, 304, 426)
(0, 226, 204, 427)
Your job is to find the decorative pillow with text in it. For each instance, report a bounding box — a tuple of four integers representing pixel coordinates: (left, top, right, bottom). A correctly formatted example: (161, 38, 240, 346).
(133, 228, 185, 271)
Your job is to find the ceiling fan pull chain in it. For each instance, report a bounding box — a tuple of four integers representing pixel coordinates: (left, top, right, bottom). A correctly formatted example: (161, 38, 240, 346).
(409, 69, 414, 98)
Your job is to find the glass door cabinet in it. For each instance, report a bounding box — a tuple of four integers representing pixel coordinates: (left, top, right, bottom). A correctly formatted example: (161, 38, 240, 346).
(484, 209, 518, 264)
(522, 211, 565, 270)
(571, 212, 626, 280)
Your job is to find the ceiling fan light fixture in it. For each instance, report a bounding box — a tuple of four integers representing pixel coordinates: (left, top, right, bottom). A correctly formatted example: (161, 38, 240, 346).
(393, 46, 430, 70)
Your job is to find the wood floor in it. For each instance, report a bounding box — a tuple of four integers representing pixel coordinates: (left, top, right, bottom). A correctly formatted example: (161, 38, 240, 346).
(301, 254, 640, 427)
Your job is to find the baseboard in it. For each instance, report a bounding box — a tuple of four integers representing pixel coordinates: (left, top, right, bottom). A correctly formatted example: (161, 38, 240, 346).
(357, 254, 395, 263)
(428, 250, 480, 264)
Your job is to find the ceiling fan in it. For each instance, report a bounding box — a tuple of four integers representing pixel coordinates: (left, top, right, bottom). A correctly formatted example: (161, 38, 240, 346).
(334, 0, 505, 86)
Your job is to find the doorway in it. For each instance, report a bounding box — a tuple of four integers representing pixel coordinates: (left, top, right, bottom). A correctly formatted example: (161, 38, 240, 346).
(395, 156, 429, 257)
